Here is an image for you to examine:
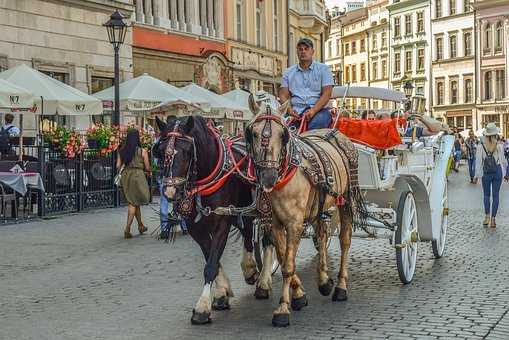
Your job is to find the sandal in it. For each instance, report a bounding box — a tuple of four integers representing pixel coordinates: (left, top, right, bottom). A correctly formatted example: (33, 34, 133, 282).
(490, 218, 496, 228)
(124, 231, 133, 239)
(483, 216, 491, 226)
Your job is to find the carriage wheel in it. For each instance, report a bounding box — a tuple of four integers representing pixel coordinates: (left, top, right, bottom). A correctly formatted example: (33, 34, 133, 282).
(432, 182, 448, 258)
(254, 221, 279, 276)
(395, 191, 418, 284)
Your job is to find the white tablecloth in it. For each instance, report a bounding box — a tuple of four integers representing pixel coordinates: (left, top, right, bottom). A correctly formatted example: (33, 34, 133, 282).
(0, 172, 45, 196)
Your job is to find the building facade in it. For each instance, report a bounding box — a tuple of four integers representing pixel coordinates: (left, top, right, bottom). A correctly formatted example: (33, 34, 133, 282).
(288, 0, 328, 67)
(325, 11, 344, 88)
(387, 0, 432, 113)
(133, 0, 230, 93)
(226, 0, 288, 95)
(474, 0, 509, 137)
(431, 0, 475, 128)
(0, 0, 134, 132)
(367, 0, 390, 109)
(340, 8, 369, 110)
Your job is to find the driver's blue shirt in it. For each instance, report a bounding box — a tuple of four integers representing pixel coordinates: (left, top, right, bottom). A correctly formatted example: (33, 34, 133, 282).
(281, 61, 334, 115)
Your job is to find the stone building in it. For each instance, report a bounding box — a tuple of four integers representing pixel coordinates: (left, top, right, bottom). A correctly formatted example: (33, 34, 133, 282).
(0, 0, 134, 133)
(325, 10, 344, 88)
(474, 0, 509, 137)
(387, 0, 432, 113)
(133, 0, 230, 93)
(225, 0, 288, 95)
(431, 0, 475, 129)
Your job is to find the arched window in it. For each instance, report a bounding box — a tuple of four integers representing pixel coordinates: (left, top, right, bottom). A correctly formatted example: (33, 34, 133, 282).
(495, 22, 503, 51)
(485, 23, 492, 51)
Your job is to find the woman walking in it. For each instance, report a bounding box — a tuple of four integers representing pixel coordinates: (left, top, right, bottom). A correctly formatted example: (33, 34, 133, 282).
(117, 129, 151, 238)
(475, 123, 509, 228)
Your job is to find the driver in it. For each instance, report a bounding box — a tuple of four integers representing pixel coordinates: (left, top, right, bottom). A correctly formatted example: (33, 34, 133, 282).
(279, 38, 334, 130)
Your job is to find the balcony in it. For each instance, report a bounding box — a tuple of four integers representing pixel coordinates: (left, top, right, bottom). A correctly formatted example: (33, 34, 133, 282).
(290, 0, 327, 33)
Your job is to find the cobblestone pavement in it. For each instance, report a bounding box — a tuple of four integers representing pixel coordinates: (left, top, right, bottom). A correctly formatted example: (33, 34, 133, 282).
(1, 165, 509, 340)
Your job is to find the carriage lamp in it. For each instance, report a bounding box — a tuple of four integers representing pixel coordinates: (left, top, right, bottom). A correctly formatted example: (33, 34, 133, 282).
(104, 10, 129, 126)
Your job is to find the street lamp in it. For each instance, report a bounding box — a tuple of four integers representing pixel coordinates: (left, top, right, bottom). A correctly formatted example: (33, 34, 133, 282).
(403, 80, 414, 98)
(104, 10, 129, 126)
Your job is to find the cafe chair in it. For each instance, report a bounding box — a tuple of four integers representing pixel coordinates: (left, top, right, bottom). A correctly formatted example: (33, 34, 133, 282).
(0, 183, 18, 223)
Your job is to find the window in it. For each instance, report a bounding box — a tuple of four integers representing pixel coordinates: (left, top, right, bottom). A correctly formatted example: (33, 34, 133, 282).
(352, 64, 357, 83)
(416, 86, 424, 95)
(464, 32, 472, 56)
(496, 70, 505, 99)
(352, 41, 356, 54)
(495, 22, 503, 52)
(405, 14, 412, 36)
(256, 2, 261, 47)
(360, 39, 365, 52)
(417, 12, 424, 33)
(91, 76, 113, 94)
(372, 61, 378, 80)
(394, 52, 401, 74)
(450, 35, 457, 58)
(436, 37, 443, 60)
(372, 33, 377, 50)
(465, 78, 473, 103)
(0, 55, 8, 72)
(394, 17, 401, 37)
(466, 115, 472, 128)
(336, 39, 340, 56)
(360, 63, 366, 81)
(273, 1, 279, 51)
(485, 24, 492, 52)
(464, 0, 470, 13)
(485, 71, 492, 100)
(450, 0, 456, 15)
(345, 65, 350, 83)
(382, 59, 387, 78)
(437, 81, 444, 105)
(405, 51, 412, 72)
(417, 48, 425, 70)
(436, 0, 442, 18)
(450, 80, 458, 104)
(381, 32, 387, 47)
(328, 41, 332, 57)
(236, 1, 242, 40)
(41, 70, 69, 126)
(345, 43, 350, 56)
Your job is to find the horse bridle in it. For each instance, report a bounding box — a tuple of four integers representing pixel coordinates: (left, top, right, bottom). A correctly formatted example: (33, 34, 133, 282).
(162, 120, 197, 192)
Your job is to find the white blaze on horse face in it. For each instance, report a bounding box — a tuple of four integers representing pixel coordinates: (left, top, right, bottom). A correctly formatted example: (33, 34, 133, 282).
(195, 283, 212, 313)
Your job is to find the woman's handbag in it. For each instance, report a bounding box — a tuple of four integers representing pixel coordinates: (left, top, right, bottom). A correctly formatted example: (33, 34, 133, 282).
(114, 165, 125, 187)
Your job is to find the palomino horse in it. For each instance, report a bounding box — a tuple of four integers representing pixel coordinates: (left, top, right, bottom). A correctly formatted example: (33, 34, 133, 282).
(155, 115, 265, 325)
(245, 99, 363, 327)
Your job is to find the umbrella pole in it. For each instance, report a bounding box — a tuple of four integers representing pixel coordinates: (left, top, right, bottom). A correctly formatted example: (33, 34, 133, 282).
(19, 113, 24, 163)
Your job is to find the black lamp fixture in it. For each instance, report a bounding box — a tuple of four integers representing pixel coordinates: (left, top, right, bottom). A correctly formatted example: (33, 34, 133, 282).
(403, 80, 414, 98)
(104, 10, 129, 126)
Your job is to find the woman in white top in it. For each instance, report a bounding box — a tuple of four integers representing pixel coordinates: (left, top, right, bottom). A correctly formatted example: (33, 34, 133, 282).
(474, 123, 509, 227)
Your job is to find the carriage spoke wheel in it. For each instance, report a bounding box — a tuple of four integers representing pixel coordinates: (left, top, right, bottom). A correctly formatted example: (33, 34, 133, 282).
(395, 191, 418, 284)
(253, 220, 279, 276)
(432, 182, 448, 258)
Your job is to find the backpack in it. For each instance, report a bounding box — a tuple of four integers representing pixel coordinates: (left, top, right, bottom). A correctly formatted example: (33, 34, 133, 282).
(481, 143, 499, 175)
(0, 126, 13, 154)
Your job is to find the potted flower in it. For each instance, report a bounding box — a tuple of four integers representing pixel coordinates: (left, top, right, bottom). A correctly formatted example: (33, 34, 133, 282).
(86, 124, 120, 157)
(42, 127, 85, 159)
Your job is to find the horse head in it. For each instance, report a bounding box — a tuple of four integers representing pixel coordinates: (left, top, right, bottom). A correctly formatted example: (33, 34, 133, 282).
(245, 95, 291, 192)
(155, 115, 197, 201)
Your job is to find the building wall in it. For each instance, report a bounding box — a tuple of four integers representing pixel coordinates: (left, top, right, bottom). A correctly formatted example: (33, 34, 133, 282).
(431, 0, 475, 129)
(0, 0, 134, 133)
(325, 14, 343, 88)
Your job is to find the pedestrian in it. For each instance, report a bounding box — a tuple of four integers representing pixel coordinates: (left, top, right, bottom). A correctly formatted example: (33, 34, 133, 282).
(152, 116, 188, 241)
(0, 113, 20, 156)
(117, 129, 151, 239)
(474, 123, 509, 228)
(464, 130, 479, 183)
(452, 134, 462, 172)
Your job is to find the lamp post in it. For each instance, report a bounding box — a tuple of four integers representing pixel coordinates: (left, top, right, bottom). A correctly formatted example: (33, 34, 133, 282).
(403, 80, 414, 112)
(104, 10, 128, 126)
(104, 10, 128, 207)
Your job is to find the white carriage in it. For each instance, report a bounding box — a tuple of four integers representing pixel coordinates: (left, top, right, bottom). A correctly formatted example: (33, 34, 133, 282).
(333, 86, 454, 283)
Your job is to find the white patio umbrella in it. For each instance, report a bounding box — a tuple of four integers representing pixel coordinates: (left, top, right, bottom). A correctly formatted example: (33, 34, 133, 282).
(0, 64, 102, 116)
(0, 79, 34, 109)
(181, 83, 252, 121)
(93, 73, 201, 112)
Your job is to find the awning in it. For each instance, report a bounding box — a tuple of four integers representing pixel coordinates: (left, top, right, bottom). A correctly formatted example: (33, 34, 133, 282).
(332, 86, 406, 102)
(0, 79, 34, 110)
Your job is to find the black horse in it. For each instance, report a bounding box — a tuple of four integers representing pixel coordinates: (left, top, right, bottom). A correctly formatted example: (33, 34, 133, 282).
(154, 115, 270, 325)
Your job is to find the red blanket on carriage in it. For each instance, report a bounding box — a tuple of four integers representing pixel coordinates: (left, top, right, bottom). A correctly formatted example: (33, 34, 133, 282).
(334, 118, 406, 150)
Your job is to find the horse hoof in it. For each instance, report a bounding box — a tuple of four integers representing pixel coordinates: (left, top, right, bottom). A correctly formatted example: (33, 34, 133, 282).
(332, 287, 348, 302)
(291, 294, 308, 311)
(318, 278, 334, 296)
(272, 313, 290, 327)
(254, 286, 270, 300)
(245, 271, 260, 285)
(212, 296, 230, 311)
(191, 309, 211, 325)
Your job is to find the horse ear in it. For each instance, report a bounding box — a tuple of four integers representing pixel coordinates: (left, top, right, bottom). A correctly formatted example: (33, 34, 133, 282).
(183, 115, 194, 133)
(155, 116, 167, 132)
(278, 99, 291, 116)
(248, 94, 260, 115)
